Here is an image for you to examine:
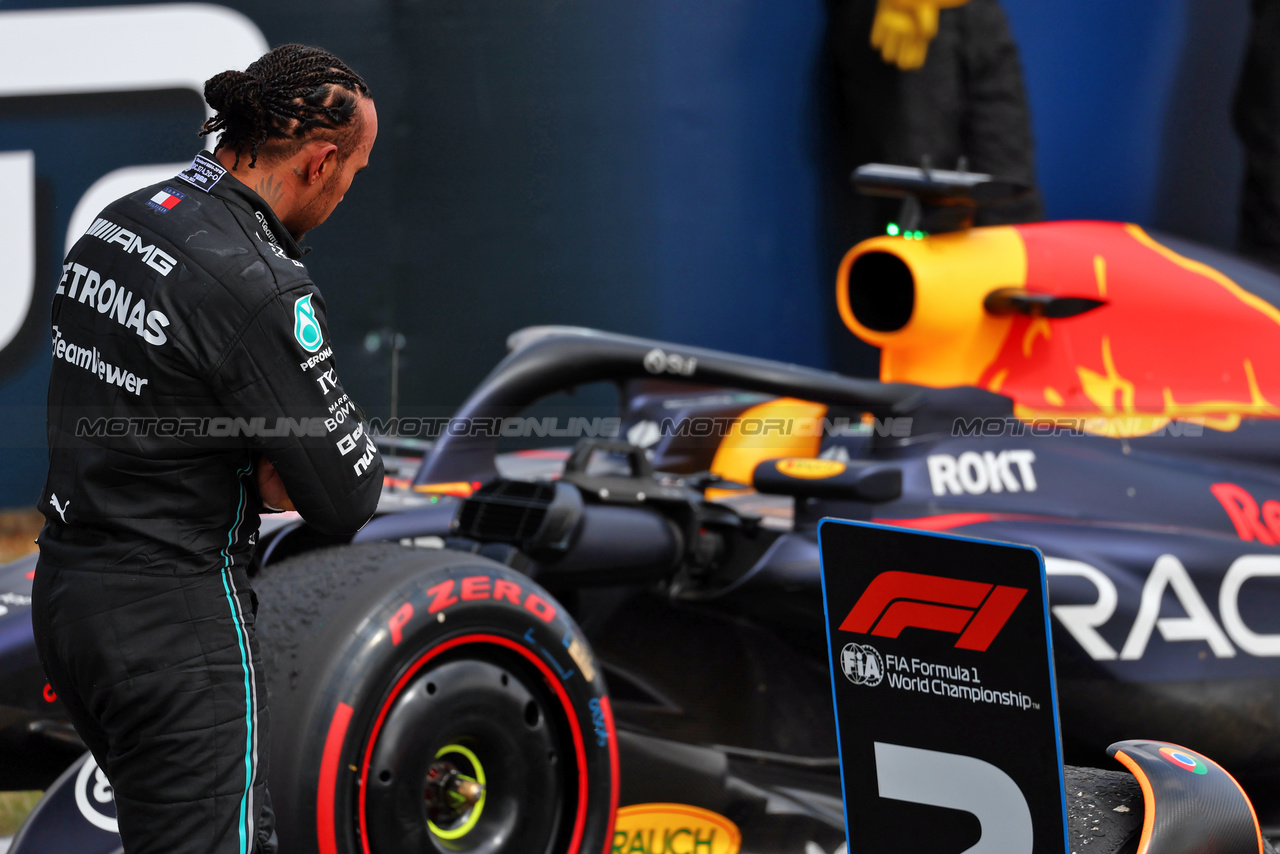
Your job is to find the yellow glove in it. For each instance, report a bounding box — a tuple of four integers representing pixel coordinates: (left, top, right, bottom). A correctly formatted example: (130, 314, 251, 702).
(870, 0, 970, 70)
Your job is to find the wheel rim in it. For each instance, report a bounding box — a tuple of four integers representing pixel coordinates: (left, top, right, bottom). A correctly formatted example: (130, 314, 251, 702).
(358, 635, 586, 854)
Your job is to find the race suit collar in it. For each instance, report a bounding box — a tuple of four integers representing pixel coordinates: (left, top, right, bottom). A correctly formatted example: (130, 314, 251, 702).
(192, 151, 308, 260)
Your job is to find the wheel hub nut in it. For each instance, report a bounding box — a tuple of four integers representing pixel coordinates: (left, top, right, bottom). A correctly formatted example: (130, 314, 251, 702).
(424, 761, 485, 822)
(451, 778, 484, 807)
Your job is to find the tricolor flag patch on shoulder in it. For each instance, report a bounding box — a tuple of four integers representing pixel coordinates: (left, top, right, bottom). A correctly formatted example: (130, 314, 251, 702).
(147, 187, 186, 213)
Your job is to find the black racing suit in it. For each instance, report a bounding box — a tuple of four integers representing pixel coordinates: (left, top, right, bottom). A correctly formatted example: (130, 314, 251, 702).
(1236, 0, 1280, 269)
(32, 152, 384, 854)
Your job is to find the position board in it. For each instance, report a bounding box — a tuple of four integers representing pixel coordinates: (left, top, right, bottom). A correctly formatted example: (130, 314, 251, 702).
(817, 519, 1068, 854)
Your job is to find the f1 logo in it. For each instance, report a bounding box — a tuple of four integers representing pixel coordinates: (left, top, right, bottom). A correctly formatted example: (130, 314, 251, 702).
(838, 570, 1027, 651)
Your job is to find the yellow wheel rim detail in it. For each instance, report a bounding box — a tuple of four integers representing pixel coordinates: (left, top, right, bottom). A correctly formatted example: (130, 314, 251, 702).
(428, 743, 487, 840)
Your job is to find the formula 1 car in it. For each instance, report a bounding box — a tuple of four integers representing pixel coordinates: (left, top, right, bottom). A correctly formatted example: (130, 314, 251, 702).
(3, 164, 1280, 854)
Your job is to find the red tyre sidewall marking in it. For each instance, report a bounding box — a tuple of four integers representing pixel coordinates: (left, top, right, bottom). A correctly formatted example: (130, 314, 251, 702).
(351, 632, 592, 854)
(318, 702, 355, 854)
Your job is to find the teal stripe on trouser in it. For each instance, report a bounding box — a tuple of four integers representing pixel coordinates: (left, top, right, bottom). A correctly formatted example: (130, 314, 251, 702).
(220, 463, 255, 854)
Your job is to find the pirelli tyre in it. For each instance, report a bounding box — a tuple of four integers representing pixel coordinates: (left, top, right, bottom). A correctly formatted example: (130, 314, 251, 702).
(252, 542, 619, 854)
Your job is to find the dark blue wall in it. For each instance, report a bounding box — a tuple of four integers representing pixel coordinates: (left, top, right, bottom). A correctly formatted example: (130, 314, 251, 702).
(646, 1, 830, 365)
(1003, 0, 1247, 245)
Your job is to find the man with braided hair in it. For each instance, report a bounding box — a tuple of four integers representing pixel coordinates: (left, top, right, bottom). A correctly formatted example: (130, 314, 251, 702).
(33, 44, 383, 854)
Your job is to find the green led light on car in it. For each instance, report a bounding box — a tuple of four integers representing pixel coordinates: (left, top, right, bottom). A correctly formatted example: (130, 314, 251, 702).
(885, 223, 926, 240)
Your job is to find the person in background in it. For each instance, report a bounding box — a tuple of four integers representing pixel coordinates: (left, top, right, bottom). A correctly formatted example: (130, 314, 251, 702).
(829, 0, 1044, 236)
(1235, 0, 1280, 269)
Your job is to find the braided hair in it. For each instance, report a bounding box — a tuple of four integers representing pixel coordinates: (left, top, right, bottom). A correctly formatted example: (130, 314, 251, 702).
(200, 44, 370, 169)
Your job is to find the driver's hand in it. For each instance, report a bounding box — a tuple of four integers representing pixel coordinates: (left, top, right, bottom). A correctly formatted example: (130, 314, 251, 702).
(870, 0, 968, 70)
(256, 457, 295, 512)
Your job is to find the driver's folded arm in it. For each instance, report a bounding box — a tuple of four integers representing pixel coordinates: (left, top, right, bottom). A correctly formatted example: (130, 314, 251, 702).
(212, 280, 383, 534)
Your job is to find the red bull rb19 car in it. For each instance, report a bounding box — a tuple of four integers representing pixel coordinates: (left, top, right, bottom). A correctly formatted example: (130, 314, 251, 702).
(2, 165, 1280, 853)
